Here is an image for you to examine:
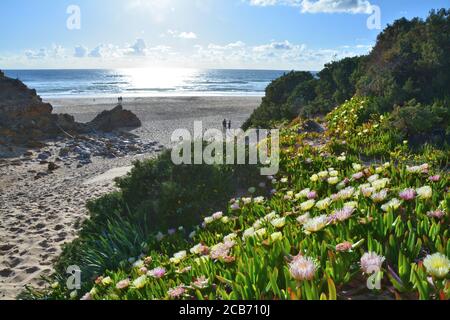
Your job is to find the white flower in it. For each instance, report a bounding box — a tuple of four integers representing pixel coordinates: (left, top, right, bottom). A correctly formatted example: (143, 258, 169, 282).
(327, 177, 339, 185)
(310, 174, 319, 182)
(255, 228, 267, 238)
(329, 170, 339, 177)
(204, 217, 214, 225)
(315, 198, 332, 211)
(212, 211, 223, 220)
(170, 251, 187, 264)
(264, 211, 279, 221)
(303, 215, 329, 235)
(372, 178, 390, 191)
(318, 171, 329, 179)
(132, 275, 147, 289)
(254, 196, 265, 204)
(367, 174, 380, 183)
(300, 200, 316, 212)
(271, 217, 286, 229)
(242, 227, 256, 240)
(371, 189, 388, 203)
(416, 186, 432, 199)
(295, 188, 311, 200)
(353, 163, 363, 171)
(381, 198, 402, 212)
(423, 253, 450, 279)
(224, 233, 237, 242)
(270, 232, 283, 242)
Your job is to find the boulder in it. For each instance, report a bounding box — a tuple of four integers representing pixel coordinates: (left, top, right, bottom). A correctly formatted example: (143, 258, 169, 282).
(298, 120, 325, 134)
(88, 105, 141, 132)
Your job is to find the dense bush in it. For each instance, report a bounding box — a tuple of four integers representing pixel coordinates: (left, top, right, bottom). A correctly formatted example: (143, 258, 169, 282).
(43, 148, 260, 294)
(244, 9, 450, 145)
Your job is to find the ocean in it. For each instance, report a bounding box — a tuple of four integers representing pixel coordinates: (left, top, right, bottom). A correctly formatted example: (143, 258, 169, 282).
(3, 69, 289, 99)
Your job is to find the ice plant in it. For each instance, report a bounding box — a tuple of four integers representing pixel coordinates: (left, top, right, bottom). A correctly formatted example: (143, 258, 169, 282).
(132, 275, 147, 289)
(315, 198, 332, 211)
(191, 276, 209, 290)
(148, 267, 166, 279)
(399, 188, 416, 201)
(116, 279, 130, 290)
(168, 285, 186, 299)
(360, 252, 385, 274)
(423, 253, 450, 279)
(327, 177, 339, 185)
(381, 198, 402, 212)
(416, 186, 432, 199)
(289, 255, 317, 281)
(300, 199, 316, 212)
(427, 210, 446, 220)
(170, 250, 187, 265)
(296, 212, 310, 225)
(270, 232, 283, 242)
(371, 189, 388, 203)
(330, 207, 355, 223)
(190, 243, 209, 255)
(303, 215, 329, 235)
(352, 172, 364, 180)
(307, 191, 318, 200)
(429, 175, 441, 182)
(271, 217, 286, 229)
(336, 242, 353, 252)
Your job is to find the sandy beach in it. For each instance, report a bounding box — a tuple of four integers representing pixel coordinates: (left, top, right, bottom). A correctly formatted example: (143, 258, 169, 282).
(0, 96, 261, 299)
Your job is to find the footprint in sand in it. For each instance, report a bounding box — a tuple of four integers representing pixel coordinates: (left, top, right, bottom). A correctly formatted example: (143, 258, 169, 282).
(0, 269, 14, 277)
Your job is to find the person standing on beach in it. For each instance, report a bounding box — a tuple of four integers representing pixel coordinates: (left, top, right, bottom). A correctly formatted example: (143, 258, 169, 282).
(223, 119, 227, 131)
(228, 120, 232, 130)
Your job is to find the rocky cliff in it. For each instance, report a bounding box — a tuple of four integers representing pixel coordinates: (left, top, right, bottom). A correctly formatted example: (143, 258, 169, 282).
(0, 71, 85, 146)
(0, 71, 141, 147)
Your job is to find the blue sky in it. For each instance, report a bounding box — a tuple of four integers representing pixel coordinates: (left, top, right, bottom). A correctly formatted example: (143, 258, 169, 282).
(0, 0, 447, 70)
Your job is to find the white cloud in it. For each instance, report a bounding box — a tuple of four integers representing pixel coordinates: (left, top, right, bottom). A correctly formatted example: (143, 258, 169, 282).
(247, 0, 374, 14)
(166, 30, 198, 40)
(25, 45, 66, 60)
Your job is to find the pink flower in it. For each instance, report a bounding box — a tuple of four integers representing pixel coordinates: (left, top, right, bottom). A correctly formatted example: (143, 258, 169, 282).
(427, 210, 446, 220)
(329, 207, 355, 223)
(148, 267, 166, 279)
(289, 255, 317, 281)
(399, 188, 416, 201)
(307, 191, 318, 200)
(429, 175, 441, 182)
(116, 279, 130, 290)
(336, 242, 353, 252)
(352, 172, 364, 180)
(80, 293, 93, 300)
(168, 285, 186, 299)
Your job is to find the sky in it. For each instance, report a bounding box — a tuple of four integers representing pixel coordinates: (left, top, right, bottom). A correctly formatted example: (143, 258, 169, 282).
(0, 0, 447, 70)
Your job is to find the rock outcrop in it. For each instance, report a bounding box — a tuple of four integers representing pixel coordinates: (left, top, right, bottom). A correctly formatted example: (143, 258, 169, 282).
(88, 104, 142, 132)
(0, 71, 141, 147)
(0, 71, 85, 145)
(298, 120, 325, 134)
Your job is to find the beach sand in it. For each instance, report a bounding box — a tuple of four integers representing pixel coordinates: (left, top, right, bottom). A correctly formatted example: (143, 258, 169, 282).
(0, 96, 261, 300)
